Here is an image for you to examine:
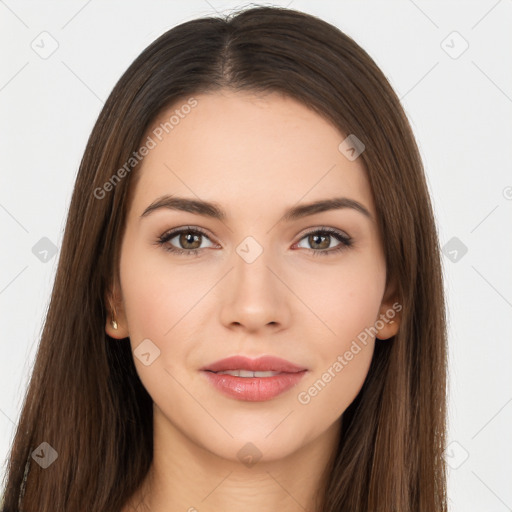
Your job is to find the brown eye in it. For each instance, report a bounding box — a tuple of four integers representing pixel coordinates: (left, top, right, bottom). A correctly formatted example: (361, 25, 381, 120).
(307, 233, 331, 250)
(295, 228, 352, 256)
(178, 232, 202, 250)
(157, 227, 216, 256)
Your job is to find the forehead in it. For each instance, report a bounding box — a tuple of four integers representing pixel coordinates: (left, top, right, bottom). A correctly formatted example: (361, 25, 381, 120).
(129, 90, 375, 220)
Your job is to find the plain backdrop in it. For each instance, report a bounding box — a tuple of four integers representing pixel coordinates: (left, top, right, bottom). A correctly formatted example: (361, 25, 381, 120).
(1, 1, 511, 510)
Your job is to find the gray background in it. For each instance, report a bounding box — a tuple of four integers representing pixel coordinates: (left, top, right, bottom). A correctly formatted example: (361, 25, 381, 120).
(1, 1, 511, 510)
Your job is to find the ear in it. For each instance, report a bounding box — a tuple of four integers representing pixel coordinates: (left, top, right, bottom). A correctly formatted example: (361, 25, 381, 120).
(104, 278, 129, 339)
(374, 277, 402, 341)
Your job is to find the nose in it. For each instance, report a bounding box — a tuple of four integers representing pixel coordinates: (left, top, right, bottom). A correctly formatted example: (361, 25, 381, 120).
(218, 246, 291, 333)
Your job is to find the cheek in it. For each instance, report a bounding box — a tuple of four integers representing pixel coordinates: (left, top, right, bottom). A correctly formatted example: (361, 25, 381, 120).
(118, 246, 197, 388)
(119, 243, 209, 342)
(296, 285, 379, 418)
(291, 250, 385, 343)
(119, 247, 207, 403)
(292, 254, 384, 410)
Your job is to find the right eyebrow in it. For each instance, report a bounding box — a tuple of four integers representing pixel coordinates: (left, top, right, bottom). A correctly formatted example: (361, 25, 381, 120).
(140, 195, 226, 221)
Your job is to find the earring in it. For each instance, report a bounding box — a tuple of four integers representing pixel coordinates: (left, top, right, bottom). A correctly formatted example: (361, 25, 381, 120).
(111, 309, 118, 330)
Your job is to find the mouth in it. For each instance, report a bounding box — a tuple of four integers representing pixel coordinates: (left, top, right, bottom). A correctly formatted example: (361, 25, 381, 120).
(200, 355, 308, 401)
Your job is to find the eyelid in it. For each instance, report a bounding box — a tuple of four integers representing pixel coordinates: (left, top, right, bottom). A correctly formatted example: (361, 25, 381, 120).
(296, 225, 350, 240)
(159, 225, 214, 238)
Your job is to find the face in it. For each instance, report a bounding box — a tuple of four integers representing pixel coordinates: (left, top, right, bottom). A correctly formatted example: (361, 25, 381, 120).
(106, 89, 400, 463)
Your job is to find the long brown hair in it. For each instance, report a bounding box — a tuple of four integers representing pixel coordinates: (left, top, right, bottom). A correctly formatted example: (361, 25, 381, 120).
(1, 6, 447, 511)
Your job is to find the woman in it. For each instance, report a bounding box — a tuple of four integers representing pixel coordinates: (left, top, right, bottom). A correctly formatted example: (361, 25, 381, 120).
(1, 5, 447, 511)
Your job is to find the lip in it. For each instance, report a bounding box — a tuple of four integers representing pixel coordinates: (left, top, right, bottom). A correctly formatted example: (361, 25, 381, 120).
(200, 355, 308, 402)
(200, 355, 307, 373)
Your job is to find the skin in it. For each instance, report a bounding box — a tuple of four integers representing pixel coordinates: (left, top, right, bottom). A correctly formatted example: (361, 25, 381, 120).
(106, 89, 400, 512)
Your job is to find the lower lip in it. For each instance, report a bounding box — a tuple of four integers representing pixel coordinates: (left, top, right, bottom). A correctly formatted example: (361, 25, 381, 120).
(201, 370, 308, 401)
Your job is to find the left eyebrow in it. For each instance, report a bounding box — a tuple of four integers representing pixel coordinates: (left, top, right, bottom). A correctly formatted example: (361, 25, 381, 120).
(282, 197, 373, 222)
(139, 195, 373, 222)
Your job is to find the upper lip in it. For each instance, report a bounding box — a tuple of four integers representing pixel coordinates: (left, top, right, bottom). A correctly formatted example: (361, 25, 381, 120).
(200, 355, 307, 373)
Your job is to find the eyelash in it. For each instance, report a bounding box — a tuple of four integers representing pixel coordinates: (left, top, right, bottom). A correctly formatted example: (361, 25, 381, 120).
(155, 226, 353, 257)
